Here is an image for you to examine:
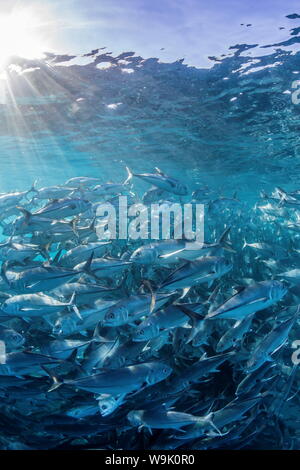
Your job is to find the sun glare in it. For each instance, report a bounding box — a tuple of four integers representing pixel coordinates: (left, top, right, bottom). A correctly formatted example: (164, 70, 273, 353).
(0, 9, 47, 66)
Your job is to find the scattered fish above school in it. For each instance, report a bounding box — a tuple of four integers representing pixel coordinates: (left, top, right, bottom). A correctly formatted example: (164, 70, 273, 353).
(0, 175, 298, 450)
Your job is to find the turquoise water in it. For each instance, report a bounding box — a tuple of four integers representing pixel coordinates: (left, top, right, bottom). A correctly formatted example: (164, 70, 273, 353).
(1, 13, 300, 450)
(2, 40, 299, 197)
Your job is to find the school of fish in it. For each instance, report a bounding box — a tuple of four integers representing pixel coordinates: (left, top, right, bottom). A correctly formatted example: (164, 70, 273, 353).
(0, 169, 299, 450)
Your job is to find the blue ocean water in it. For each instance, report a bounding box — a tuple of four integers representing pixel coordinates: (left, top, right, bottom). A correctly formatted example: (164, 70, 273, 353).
(0, 12, 300, 451)
(2, 42, 299, 197)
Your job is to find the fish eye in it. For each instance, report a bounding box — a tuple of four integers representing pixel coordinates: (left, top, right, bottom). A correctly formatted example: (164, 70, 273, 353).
(101, 404, 108, 410)
(138, 329, 144, 335)
(108, 313, 115, 319)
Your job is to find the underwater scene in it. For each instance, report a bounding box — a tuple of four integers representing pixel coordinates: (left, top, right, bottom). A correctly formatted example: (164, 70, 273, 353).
(1, 0, 300, 451)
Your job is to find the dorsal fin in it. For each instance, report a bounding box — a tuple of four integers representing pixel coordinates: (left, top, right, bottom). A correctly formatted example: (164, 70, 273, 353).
(16, 206, 32, 220)
(89, 217, 96, 231)
(154, 167, 167, 177)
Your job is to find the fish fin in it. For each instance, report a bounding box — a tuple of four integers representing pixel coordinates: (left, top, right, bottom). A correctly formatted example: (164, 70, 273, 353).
(41, 366, 63, 392)
(16, 206, 31, 220)
(124, 167, 133, 185)
(39, 243, 51, 260)
(141, 280, 156, 313)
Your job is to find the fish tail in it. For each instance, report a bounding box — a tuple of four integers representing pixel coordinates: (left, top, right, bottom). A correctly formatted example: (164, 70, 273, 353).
(89, 217, 96, 231)
(124, 166, 133, 185)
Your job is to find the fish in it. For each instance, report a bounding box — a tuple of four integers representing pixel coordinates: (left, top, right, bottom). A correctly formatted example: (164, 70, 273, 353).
(103, 293, 173, 327)
(0, 240, 46, 264)
(130, 227, 233, 265)
(33, 198, 92, 219)
(65, 177, 102, 188)
(0, 183, 36, 211)
(127, 407, 200, 431)
(1, 292, 80, 318)
(276, 269, 300, 285)
(32, 185, 76, 201)
(1, 262, 84, 294)
(236, 362, 277, 397)
(216, 313, 255, 352)
(160, 256, 232, 291)
(47, 361, 173, 395)
(4, 208, 77, 237)
(0, 325, 25, 349)
(246, 311, 299, 373)
(97, 393, 127, 417)
(168, 352, 235, 393)
(0, 351, 62, 376)
(206, 281, 287, 320)
(52, 301, 116, 336)
(102, 340, 148, 368)
(74, 257, 131, 281)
